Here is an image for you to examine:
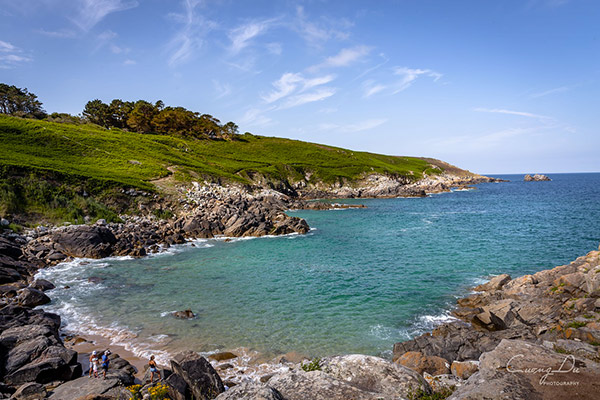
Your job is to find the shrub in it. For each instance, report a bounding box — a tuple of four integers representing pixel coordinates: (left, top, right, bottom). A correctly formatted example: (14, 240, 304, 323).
(301, 358, 322, 372)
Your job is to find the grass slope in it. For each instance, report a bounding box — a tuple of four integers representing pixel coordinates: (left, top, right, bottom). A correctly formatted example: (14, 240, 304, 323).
(0, 115, 440, 191)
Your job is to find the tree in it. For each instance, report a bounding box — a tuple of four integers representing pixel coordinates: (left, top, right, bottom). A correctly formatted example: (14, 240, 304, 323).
(82, 99, 111, 127)
(0, 83, 46, 119)
(109, 99, 134, 129)
(127, 100, 158, 133)
(221, 121, 239, 139)
(197, 114, 221, 139)
(153, 107, 197, 136)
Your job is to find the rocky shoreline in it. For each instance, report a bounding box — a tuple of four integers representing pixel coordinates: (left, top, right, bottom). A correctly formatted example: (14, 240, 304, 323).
(7, 172, 576, 400)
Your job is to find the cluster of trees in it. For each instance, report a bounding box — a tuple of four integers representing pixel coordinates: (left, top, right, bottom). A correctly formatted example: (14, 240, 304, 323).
(0, 83, 46, 119)
(83, 99, 239, 140)
(0, 83, 242, 141)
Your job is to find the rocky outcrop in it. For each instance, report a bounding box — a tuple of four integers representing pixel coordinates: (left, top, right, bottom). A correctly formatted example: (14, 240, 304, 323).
(393, 245, 600, 399)
(449, 339, 600, 400)
(524, 174, 551, 181)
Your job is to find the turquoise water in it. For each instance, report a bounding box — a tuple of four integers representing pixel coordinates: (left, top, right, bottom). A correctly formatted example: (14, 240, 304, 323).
(37, 173, 600, 362)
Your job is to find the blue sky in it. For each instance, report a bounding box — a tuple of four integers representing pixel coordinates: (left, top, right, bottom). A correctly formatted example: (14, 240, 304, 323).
(1, 0, 598, 174)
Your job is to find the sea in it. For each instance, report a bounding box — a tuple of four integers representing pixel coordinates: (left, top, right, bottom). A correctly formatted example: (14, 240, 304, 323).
(36, 173, 600, 376)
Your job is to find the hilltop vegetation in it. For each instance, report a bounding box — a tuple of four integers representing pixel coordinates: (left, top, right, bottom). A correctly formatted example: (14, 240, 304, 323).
(0, 83, 446, 224)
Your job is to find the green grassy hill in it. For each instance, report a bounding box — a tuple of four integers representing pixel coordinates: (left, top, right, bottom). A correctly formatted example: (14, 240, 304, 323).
(0, 115, 443, 223)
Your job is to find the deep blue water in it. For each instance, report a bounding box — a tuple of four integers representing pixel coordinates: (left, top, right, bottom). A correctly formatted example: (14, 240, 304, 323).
(37, 173, 600, 363)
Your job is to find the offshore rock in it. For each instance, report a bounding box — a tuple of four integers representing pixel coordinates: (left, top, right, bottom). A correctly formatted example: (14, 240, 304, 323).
(524, 174, 551, 181)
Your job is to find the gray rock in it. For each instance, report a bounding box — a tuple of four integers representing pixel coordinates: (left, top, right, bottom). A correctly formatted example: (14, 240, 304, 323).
(268, 369, 384, 400)
(170, 351, 225, 400)
(30, 279, 56, 292)
(17, 287, 51, 308)
(321, 354, 431, 398)
(48, 377, 120, 400)
(164, 372, 190, 400)
(52, 226, 116, 258)
(12, 382, 46, 400)
(215, 381, 285, 400)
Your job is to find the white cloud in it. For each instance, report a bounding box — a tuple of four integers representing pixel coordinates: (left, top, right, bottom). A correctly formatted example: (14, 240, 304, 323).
(393, 67, 442, 93)
(474, 108, 552, 120)
(123, 59, 136, 65)
(167, 0, 217, 67)
(74, 0, 138, 31)
(0, 40, 32, 69)
(319, 118, 388, 133)
(228, 18, 277, 54)
(262, 72, 335, 104)
(280, 88, 336, 109)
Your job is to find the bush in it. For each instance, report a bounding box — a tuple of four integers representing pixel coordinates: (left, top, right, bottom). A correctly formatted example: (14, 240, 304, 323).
(301, 358, 322, 372)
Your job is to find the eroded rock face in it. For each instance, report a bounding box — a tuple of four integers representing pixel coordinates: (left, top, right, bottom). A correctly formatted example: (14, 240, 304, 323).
(48, 377, 121, 400)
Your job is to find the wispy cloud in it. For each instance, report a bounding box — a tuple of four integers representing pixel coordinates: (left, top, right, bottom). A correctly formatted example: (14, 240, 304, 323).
(530, 85, 571, 98)
(294, 6, 351, 46)
(319, 118, 388, 133)
(36, 28, 77, 38)
(228, 18, 278, 54)
(310, 45, 371, 72)
(363, 80, 387, 98)
(474, 107, 552, 120)
(262, 72, 335, 104)
(281, 88, 336, 109)
(213, 80, 232, 98)
(123, 59, 136, 65)
(393, 67, 442, 93)
(0, 40, 32, 69)
(240, 107, 274, 128)
(73, 0, 138, 31)
(266, 42, 282, 55)
(167, 0, 217, 67)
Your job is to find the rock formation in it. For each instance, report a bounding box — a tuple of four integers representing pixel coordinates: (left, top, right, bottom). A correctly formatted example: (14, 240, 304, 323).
(524, 174, 551, 181)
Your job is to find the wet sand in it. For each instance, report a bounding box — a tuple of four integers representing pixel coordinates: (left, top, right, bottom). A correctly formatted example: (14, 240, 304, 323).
(63, 332, 150, 379)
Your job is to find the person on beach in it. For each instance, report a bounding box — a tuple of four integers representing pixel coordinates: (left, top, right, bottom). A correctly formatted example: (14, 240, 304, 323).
(101, 350, 111, 379)
(149, 355, 161, 383)
(89, 350, 99, 378)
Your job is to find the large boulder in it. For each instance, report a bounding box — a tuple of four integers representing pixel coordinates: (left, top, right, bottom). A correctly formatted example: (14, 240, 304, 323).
(449, 339, 600, 400)
(267, 369, 382, 400)
(17, 287, 51, 308)
(52, 226, 117, 258)
(165, 372, 191, 400)
(321, 354, 431, 398)
(48, 377, 121, 400)
(395, 351, 450, 375)
(215, 381, 285, 400)
(170, 351, 225, 400)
